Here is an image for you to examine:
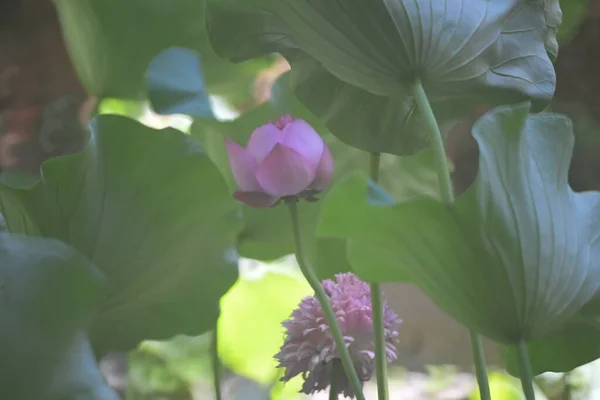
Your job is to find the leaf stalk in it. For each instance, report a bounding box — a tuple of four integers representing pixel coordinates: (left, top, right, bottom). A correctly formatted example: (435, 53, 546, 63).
(288, 201, 366, 400)
(412, 78, 491, 400)
(517, 338, 537, 400)
(211, 328, 222, 400)
(368, 152, 390, 400)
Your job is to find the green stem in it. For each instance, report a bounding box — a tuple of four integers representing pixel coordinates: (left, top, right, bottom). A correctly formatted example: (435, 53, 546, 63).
(411, 79, 454, 203)
(287, 201, 366, 400)
(369, 152, 381, 183)
(562, 372, 572, 400)
(370, 283, 389, 400)
(368, 152, 389, 400)
(517, 339, 536, 400)
(412, 78, 491, 400)
(211, 328, 222, 400)
(329, 359, 342, 400)
(470, 332, 491, 400)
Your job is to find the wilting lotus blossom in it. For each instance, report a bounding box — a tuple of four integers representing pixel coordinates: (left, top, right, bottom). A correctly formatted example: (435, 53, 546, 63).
(275, 273, 402, 398)
(225, 115, 334, 208)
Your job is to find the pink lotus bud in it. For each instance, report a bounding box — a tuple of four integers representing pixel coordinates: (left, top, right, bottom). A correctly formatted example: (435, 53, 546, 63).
(225, 115, 334, 208)
(275, 273, 402, 398)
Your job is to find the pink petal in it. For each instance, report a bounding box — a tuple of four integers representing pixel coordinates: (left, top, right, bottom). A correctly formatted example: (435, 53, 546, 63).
(233, 191, 279, 208)
(309, 143, 334, 191)
(282, 119, 324, 167)
(225, 138, 260, 191)
(256, 144, 316, 197)
(247, 122, 283, 163)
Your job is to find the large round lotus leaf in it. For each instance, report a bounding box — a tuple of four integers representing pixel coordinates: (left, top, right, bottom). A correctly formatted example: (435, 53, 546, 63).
(206, 0, 558, 155)
(499, 320, 600, 377)
(0, 233, 114, 399)
(0, 115, 242, 355)
(317, 103, 600, 344)
(55, 0, 273, 104)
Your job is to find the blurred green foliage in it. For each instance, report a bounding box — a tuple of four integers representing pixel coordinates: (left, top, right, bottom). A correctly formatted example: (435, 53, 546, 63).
(218, 262, 310, 390)
(128, 335, 212, 398)
(126, 260, 310, 400)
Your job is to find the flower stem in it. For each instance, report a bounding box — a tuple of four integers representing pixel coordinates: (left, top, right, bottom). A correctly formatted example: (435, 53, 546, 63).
(562, 372, 572, 400)
(330, 359, 342, 400)
(411, 79, 454, 204)
(517, 338, 536, 400)
(368, 152, 390, 400)
(412, 78, 491, 400)
(470, 331, 491, 400)
(287, 201, 366, 400)
(369, 152, 381, 183)
(211, 328, 222, 400)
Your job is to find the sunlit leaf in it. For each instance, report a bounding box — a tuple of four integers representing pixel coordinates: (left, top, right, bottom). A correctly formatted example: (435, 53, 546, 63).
(98, 98, 146, 119)
(218, 265, 311, 385)
(470, 371, 545, 400)
(317, 103, 600, 343)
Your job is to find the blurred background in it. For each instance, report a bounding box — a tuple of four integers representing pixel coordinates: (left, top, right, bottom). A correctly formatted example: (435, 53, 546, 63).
(2, 0, 600, 399)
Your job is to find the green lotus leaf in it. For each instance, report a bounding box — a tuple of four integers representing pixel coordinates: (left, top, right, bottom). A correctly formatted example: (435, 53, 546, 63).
(500, 292, 600, 375)
(0, 233, 109, 399)
(43, 332, 120, 400)
(499, 319, 600, 376)
(317, 102, 600, 343)
(55, 0, 273, 104)
(206, 0, 557, 155)
(0, 115, 242, 355)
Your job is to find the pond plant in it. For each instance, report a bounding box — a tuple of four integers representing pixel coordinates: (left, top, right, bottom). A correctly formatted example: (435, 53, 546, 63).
(1, 1, 599, 400)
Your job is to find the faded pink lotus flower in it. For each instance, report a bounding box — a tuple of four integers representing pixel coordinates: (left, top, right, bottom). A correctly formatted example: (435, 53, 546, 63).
(275, 273, 402, 398)
(225, 115, 334, 208)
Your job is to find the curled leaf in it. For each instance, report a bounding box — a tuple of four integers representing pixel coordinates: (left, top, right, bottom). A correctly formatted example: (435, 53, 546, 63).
(317, 103, 600, 343)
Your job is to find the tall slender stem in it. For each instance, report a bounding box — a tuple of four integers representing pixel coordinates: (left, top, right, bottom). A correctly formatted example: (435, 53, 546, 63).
(517, 339, 536, 400)
(412, 78, 491, 400)
(562, 372, 572, 400)
(288, 201, 366, 400)
(211, 328, 222, 400)
(369, 152, 381, 183)
(470, 332, 491, 400)
(412, 80, 454, 203)
(329, 359, 342, 400)
(368, 152, 389, 400)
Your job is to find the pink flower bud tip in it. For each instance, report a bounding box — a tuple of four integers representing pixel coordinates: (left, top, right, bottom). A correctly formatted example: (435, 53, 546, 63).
(275, 273, 402, 398)
(225, 115, 334, 208)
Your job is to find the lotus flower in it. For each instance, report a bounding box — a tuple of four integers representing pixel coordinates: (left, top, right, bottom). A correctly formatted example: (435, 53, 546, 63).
(275, 273, 402, 398)
(225, 115, 334, 208)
